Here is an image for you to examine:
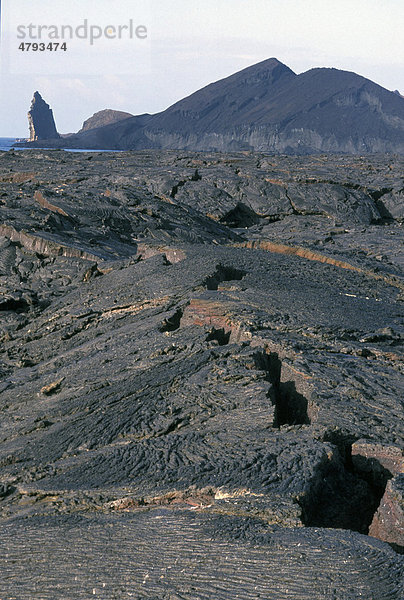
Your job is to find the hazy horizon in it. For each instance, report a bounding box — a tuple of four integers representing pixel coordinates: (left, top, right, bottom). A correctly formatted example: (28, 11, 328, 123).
(1, 0, 403, 137)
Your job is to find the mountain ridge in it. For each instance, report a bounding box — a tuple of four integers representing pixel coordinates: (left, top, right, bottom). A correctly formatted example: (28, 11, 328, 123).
(22, 58, 404, 154)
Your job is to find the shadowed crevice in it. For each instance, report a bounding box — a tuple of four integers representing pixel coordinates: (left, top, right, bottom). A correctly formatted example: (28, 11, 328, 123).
(204, 264, 246, 291)
(159, 308, 184, 332)
(220, 202, 260, 228)
(299, 436, 389, 536)
(253, 350, 311, 427)
(273, 381, 310, 427)
(206, 327, 231, 346)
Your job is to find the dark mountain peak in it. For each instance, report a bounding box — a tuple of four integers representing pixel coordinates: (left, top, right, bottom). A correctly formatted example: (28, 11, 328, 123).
(295, 67, 404, 113)
(227, 56, 293, 77)
(152, 57, 296, 134)
(302, 66, 367, 81)
(205, 56, 296, 90)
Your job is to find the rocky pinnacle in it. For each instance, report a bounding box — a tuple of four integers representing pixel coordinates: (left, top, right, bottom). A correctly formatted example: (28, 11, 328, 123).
(28, 91, 60, 142)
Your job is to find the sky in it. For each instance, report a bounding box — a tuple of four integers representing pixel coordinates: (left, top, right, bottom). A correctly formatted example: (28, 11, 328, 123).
(0, 0, 403, 137)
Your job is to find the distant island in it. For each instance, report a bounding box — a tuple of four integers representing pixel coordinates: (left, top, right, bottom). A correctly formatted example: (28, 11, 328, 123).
(19, 58, 404, 154)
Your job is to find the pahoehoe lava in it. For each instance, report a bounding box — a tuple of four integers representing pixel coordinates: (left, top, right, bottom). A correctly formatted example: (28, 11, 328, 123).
(0, 148, 403, 599)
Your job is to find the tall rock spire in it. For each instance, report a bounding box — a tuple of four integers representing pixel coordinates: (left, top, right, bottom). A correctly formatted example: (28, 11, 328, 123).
(28, 92, 60, 141)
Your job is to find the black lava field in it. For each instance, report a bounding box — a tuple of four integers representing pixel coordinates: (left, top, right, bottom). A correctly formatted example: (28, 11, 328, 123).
(0, 149, 403, 599)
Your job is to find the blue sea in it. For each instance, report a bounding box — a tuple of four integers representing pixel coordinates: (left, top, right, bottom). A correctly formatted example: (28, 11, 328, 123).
(0, 138, 122, 153)
(0, 138, 18, 151)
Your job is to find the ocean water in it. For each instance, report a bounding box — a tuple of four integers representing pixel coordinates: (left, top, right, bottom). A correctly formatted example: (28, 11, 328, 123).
(0, 138, 122, 153)
(0, 138, 18, 151)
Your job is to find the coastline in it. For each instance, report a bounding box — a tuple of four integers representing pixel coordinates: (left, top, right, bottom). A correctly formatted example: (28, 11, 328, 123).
(0, 138, 123, 153)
